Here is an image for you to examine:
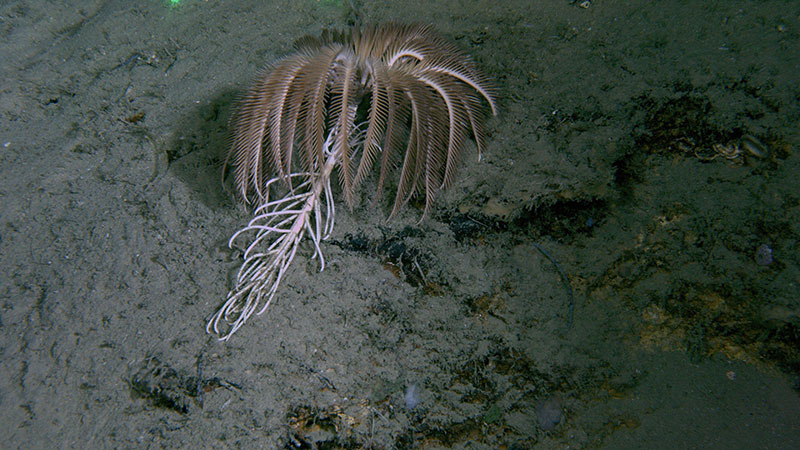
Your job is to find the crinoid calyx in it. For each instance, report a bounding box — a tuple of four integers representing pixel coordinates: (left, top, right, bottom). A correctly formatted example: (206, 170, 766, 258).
(207, 23, 498, 340)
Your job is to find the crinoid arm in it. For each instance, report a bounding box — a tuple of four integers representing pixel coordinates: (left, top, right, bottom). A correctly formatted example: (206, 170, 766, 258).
(207, 167, 336, 341)
(209, 121, 371, 340)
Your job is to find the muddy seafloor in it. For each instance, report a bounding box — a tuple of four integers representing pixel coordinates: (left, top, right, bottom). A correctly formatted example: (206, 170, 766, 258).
(1, 0, 799, 448)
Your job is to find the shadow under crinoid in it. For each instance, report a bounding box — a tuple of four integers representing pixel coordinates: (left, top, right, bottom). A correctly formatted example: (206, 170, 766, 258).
(165, 88, 240, 210)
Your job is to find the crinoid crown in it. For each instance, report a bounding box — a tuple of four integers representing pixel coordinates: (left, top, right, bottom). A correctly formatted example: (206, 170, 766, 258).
(209, 23, 497, 340)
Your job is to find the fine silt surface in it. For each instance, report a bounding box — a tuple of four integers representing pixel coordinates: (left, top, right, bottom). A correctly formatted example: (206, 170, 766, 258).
(1, 1, 799, 448)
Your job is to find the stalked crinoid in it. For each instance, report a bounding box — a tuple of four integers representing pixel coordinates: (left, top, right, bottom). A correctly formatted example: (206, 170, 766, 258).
(208, 23, 497, 340)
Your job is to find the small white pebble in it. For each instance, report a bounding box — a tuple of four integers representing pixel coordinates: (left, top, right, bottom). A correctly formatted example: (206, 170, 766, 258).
(404, 384, 420, 410)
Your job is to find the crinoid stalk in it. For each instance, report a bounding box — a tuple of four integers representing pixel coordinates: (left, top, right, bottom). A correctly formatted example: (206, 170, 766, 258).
(208, 23, 497, 340)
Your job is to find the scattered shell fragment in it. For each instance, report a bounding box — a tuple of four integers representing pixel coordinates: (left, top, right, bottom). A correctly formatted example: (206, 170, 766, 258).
(755, 243, 774, 266)
(535, 395, 563, 431)
(740, 134, 768, 159)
